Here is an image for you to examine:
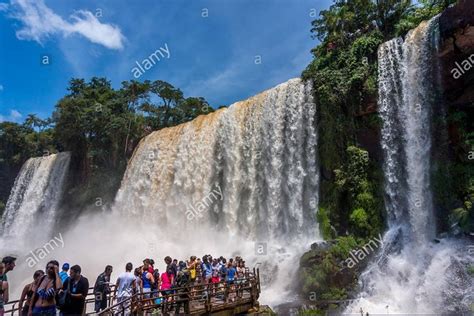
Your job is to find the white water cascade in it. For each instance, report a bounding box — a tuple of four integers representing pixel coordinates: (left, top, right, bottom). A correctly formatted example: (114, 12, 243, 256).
(345, 16, 473, 314)
(115, 78, 319, 242)
(0, 152, 71, 249)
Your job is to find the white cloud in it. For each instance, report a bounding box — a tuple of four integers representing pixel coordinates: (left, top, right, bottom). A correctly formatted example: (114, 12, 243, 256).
(10, 109, 22, 119)
(0, 109, 23, 122)
(4, 0, 125, 50)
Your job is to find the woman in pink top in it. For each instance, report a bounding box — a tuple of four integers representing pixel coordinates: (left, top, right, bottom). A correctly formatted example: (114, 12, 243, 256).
(160, 269, 174, 312)
(160, 270, 173, 296)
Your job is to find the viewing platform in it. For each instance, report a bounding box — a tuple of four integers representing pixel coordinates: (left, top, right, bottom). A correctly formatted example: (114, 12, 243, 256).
(4, 268, 266, 316)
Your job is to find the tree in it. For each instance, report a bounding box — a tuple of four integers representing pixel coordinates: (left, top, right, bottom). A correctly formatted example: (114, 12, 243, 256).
(23, 114, 52, 131)
(150, 80, 183, 108)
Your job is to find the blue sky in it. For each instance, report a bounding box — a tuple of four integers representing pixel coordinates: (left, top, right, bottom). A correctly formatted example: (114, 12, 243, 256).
(0, 0, 331, 122)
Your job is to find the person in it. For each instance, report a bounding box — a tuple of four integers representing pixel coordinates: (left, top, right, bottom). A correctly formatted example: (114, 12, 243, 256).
(225, 263, 237, 302)
(146, 259, 154, 274)
(164, 256, 177, 281)
(1, 256, 15, 302)
(0, 263, 9, 316)
(175, 262, 189, 287)
(226, 263, 236, 285)
(29, 260, 62, 316)
(141, 261, 154, 299)
(236, 261, 245, 298)
(210, 259, 220, 295)
(195, 258, 202, 284)
(175, 262, 190, 314)
(160, 268, 173, 296)
(219, 259, 227, 281)
(151, 268, 160, 297)
(211, 259, 220, 284)
(187, 256, 197, 284)
(202, 257, 212, 284)
(115, 263, 136, 313)
(59, 263, 69, 284)
(133, 268, 142, 295)
(159, 268, 174, 314)
(60, 265, 89, 316)
(19, 270, 44, 316)
(93, 265, 112, 313)
(1, 257, 16, 277)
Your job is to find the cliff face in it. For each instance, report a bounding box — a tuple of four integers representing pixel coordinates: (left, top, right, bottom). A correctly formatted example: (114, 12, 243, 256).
(439, 0, 474, 108)
(433, 0, 474, 231)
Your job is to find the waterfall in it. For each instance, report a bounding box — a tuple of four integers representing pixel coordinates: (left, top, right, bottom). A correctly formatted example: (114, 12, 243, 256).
(345, 16, 473, 314)
(115, 78, 319, 242)
(0, 152, 71, 249)
(378, 16, 439, 245)
(108, 78, 319, 304)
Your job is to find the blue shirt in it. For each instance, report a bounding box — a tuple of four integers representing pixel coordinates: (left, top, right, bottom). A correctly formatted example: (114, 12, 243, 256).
(59, 271, 69, 283)
(227, 267, 236, 281)
(203, 263, 212, 278)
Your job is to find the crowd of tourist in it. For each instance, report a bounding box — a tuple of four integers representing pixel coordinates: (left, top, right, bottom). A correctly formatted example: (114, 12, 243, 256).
(0, 254, 250, 315)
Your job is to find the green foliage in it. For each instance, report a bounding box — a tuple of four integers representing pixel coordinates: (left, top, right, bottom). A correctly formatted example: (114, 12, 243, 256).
(335, 146, 369, 195)
(303, 4, 386, 240)
(320, 287, 346, 300)
(299, 237, 360, 302)
(395, 0, 458, 36)
(449, 181, 474, 233)
(0, 122, 55, 165)
(468, 265, 474, 276)
(317, 207, 334, 239)
(350, 208, 370, 232)
(54, 77, 213, 173)
(328, 236, 358, 258)
(333, 146, 382, 237)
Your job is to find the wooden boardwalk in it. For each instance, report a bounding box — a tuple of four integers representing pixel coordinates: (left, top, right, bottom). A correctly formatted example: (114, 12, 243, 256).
(3, 269, 261, 316)
(98, 269, 261, 315)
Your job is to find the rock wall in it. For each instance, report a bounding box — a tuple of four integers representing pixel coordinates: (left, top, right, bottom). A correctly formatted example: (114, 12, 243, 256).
(439, 0, 474, 108)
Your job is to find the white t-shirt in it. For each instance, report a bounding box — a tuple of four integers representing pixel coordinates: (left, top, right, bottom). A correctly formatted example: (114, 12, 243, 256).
(116, 272, 135, 298)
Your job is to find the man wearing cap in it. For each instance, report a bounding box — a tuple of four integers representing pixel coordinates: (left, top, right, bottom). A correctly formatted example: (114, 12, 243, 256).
(59, 263, 69, 283)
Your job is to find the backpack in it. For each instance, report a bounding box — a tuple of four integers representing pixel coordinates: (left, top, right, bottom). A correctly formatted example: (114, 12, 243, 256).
(175, 270, 189, 287)
(56, 277, 71, 311)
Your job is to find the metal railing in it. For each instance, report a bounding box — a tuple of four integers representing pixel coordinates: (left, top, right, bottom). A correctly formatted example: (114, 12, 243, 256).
(3, 285, 116, 316)
(99, 268, 260, 315)
(4, 269, 261, 316)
